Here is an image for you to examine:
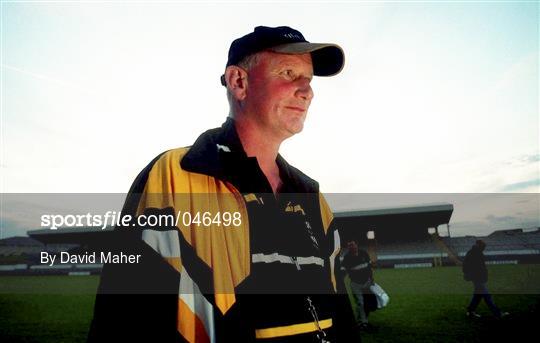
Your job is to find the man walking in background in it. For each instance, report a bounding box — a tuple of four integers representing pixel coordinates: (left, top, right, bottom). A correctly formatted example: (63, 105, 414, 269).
(342, 240, 374, 330)
(463, 240, 509, 319)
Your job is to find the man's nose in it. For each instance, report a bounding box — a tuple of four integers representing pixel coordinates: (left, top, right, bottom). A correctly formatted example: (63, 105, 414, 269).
(296, 78, 314, 101)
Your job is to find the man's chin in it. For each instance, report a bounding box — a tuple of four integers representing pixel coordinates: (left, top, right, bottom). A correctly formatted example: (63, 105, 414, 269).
(285, 123, 304, 137)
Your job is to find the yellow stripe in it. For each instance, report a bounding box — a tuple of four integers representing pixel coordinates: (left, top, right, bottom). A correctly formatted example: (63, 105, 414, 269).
(215, 293, 236, 316)
(255, 318, 332, 339)
(142, 148, 251, 315)
(318, 194, 334, 234)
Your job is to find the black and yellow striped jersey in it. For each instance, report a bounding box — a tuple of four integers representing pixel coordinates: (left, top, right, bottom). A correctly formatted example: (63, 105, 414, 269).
(89, 118, 347, 342)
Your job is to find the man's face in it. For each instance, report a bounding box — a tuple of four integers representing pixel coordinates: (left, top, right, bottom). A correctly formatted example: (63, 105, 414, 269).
(347, 241, 358, 254)
(244, 51, 314, 140)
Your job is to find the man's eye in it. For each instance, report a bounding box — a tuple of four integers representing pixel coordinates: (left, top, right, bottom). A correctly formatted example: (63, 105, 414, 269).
(281, 70, 295, 78)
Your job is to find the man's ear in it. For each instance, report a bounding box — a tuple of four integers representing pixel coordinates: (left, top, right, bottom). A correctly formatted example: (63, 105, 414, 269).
(225, 66, 248, 101)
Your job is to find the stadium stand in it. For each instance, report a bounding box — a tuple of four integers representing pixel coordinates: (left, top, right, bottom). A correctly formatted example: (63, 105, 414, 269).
(432, 234, 462, 265)
(0, 234, 89, 275)
(335, 204, 455, 268)
(443, 229, 540, 265)
(334, 204, 539, 268)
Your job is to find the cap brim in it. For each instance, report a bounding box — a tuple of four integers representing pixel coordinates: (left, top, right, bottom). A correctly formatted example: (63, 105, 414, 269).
(269, 42, 345, 77)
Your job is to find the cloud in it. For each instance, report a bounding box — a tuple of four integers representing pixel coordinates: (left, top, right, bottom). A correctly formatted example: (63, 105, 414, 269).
(486, 214, 517, 224)
(501, 179, 540, 192)
(0, 218, 30, 239)
(0, 194, 126, 238)
(523, 154, 540, 163)
(483, 213, 540, 232)
(503, 154, 540, 166)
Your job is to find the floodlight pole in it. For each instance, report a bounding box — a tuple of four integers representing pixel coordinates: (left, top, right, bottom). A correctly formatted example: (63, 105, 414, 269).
(447, 223, 451, 238)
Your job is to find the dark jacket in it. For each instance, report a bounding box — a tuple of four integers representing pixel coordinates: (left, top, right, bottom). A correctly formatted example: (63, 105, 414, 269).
(342, 249, 373, 285)
(462, 245, 488, 283)
(88, 118, 350, 342)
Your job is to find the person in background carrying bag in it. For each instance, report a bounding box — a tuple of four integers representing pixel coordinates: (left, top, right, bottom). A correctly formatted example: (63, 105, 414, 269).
(341, 240, 374, 330)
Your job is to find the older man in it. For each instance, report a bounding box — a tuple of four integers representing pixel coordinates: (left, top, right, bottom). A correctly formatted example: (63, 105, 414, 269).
(89, 26, 347, 342)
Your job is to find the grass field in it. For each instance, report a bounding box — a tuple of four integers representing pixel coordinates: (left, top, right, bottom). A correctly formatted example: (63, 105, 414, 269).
(358, 265, 540, 342)
(0, 265, 539, 342)
(0, 275, 99, 343)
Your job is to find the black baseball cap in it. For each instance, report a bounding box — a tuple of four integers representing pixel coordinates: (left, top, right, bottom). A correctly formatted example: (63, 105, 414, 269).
(220, 26, 345, 86)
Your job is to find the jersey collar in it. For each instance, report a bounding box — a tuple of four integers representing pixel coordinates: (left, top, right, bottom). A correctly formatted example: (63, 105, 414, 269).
(180, 117, 319, 193)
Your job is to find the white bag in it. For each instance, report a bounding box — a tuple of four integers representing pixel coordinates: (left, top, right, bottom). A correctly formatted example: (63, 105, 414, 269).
(369, 282, 390, 309)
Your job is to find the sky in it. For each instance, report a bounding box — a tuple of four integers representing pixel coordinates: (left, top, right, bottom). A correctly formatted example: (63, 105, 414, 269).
(1, 1, 539, 238)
